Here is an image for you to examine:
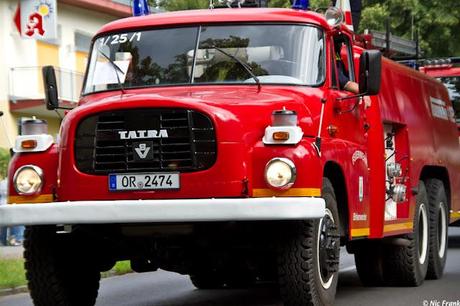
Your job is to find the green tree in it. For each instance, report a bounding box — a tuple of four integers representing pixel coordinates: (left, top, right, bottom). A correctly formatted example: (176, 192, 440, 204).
(153, 0, 208, 11)
(152, 0, 460, 57)
(0, 148, 10, 180)
(360, 0, 460, 57)
(270, 0, 460, 57)
(269, 0, 329, 8)
(155, 0, 330, 10)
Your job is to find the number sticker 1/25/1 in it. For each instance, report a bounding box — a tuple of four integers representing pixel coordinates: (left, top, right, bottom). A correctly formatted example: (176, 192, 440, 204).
(102, 32, 142, 46)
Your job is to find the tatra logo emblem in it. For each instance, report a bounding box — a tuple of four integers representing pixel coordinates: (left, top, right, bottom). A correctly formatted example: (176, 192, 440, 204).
(135, 143, 150, 159)
(133, 142, 154, 161)
(119, 130, 168, 140)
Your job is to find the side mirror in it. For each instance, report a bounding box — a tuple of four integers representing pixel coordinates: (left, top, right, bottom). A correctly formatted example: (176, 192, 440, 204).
(42, 66, 59, 110)
(359, 50, 382, 95)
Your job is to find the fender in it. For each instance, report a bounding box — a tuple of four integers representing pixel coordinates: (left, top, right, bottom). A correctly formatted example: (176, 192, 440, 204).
(7, 145, 58, 204)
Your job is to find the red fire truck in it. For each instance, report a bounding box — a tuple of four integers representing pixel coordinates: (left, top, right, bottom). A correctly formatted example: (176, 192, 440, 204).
(1, 2, 460, 306)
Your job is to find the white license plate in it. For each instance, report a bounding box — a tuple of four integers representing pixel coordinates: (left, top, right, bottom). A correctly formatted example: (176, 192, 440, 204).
(109, 172, 180, 191)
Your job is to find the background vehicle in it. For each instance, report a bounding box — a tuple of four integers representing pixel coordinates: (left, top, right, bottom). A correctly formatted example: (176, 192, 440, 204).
(420, 58, 460, 133)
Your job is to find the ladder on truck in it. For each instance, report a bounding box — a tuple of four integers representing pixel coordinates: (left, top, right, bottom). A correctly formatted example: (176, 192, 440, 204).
(365, 30, 418, 58)
(334, 0, 419, 59)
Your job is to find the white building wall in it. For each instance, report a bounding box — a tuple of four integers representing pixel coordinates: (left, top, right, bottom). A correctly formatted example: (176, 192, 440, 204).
(58, 3, 119, 71)
(0, 0, 29, 149)
(0, 0, 121, 150)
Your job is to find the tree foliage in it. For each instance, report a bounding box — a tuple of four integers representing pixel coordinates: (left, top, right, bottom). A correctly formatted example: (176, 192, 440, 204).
(0, 148, 10, 180)
(360, 0, 460, 57)
(269, 0, 329, 9)
(153, 0, 208, 11)
(153, 0, 460, 57)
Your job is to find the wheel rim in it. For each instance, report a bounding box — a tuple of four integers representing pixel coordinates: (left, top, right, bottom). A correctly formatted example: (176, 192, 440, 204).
(438, 202, 447, 259)
(418, 203, 428, 265)
(317, 208, 337, 289)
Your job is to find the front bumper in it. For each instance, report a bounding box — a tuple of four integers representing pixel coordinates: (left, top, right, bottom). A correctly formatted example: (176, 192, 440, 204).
(0, 197, 325, 226)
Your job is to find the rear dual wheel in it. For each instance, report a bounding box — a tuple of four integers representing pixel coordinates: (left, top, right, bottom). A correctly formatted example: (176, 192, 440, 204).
(426, 179, 448, 279)
(382, 183, 429, 286)
(355, 180, 448, 287)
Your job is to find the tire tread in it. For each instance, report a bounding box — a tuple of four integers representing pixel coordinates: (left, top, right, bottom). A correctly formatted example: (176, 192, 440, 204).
(425, 178, 448, 280)
(24, 226, 100, 306)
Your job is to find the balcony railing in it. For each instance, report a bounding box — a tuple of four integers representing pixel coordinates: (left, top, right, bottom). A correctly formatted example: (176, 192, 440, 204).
(9, 66, 84, 105)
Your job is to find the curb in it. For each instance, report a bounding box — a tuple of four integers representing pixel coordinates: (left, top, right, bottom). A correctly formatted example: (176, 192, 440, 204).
(0, 286, 28, 297)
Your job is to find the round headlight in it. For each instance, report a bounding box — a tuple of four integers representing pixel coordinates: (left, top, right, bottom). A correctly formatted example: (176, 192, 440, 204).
(13, 165, 43, 195)
(265, 158, 296, 190)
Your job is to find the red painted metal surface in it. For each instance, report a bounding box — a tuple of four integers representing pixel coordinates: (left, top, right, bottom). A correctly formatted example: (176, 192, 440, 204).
(420, 66, 460, 78)
(7, 8, 460, 240)
(58, 85, 324, 200)
(8, 145, 58, 201)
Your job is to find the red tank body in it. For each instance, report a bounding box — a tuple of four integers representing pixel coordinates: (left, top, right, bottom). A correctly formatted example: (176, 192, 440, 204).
(3, 7, 459, 305)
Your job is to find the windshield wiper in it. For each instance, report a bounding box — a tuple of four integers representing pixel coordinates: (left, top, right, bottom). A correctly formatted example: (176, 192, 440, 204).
(212, 46, 261, 91)
(97, 47, 126, 94)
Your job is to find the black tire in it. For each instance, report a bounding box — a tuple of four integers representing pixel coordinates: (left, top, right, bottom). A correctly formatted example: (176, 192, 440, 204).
(425, 179, 449, 279)
(24, 226, 101, 306)
(277, 178, 340, 306)
(354, 240, 385, 286)
(382, 181, 429, 286)
(190, 270, 225, 289)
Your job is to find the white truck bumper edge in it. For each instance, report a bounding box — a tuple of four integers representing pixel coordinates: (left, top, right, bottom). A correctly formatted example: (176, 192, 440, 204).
(0, 197, 325, 226)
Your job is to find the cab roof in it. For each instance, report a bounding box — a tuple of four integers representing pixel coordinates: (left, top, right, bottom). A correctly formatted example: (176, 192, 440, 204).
(97, 8, 331, 36)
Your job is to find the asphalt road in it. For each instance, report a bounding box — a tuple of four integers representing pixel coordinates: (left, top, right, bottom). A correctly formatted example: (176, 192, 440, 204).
(1, 228, 459, 306)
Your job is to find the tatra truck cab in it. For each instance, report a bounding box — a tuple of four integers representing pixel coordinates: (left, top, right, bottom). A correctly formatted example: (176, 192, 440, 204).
(2, 4, 460, 306)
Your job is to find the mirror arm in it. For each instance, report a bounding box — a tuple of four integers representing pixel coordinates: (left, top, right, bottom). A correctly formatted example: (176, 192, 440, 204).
(335, 94, 366, 114)
(336, 92, 367, 101)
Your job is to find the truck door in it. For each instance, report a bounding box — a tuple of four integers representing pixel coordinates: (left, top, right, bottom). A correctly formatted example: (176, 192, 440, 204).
(328, 34, 371, 237)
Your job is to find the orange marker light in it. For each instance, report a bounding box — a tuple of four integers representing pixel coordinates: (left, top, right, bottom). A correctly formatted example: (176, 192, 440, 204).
(21, 139, 38, 149)
(273, 131, 290, 141)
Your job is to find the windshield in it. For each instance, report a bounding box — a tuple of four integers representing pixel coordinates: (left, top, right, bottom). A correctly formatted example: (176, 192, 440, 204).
(437, 76, 460, 123)
(83, 24, 325, 94)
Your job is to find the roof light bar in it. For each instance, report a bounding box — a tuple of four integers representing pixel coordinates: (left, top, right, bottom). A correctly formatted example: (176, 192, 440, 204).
(132, 0, 150, 16)
(291, 0, 309, 10)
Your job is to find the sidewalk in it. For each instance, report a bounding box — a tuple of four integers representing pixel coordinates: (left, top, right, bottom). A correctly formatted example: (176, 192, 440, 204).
(0, 246, 23, 260)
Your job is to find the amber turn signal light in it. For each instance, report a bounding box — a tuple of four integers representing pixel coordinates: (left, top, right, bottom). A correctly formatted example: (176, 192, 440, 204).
(273, 131, 290, 141)
(21, 139, 38, 149)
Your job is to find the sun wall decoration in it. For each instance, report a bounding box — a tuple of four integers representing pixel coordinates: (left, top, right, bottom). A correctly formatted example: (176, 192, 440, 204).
(36, 0, 54, 19)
